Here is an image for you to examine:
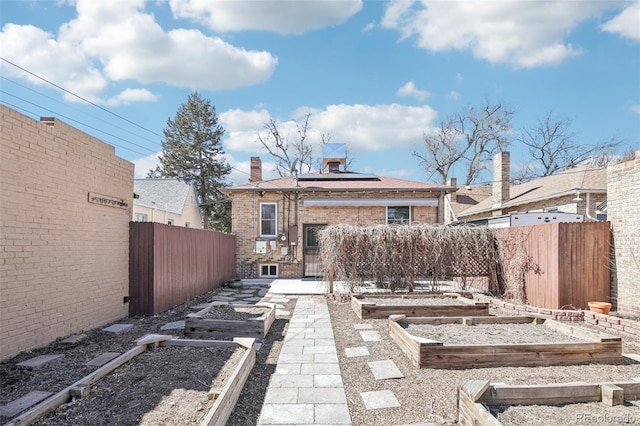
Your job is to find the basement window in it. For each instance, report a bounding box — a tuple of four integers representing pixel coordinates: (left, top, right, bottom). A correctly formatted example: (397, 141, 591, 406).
(260, 264, 278, 277)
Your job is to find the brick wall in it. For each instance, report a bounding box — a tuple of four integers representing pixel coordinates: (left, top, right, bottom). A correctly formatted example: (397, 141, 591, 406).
(0, 106, 134, 360)
(230, 190, 441, 279)
(607, 152, 640, 315)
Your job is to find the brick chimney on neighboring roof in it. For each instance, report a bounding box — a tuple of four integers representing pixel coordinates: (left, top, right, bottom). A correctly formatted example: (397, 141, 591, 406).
(250, 157, 262, 183)
(492, 152, 510, 210)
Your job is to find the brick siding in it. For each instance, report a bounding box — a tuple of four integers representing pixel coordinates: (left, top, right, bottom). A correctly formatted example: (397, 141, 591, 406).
(0, 106, 134, 359)
(607, 153, 640, 315)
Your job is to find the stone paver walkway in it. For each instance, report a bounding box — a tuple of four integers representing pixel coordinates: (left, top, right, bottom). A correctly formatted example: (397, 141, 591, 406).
(258, 295, 351, 425)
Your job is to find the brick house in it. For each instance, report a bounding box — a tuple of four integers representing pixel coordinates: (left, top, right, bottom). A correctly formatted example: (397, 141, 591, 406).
(453, 152, 607, 224)
(133, 179, 202, 228)
(223, 155, 455, 279)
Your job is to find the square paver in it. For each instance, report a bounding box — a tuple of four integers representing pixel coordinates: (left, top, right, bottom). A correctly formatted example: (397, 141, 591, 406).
(368, 360, 404, 380)
(263, 387, 298, 404)
(17, 354, 64, 369)
(0, 391, 53, 417)
(358, 330, 381, 342)
(345, 346, 370, 358)
(60, 334, 87, 344)
(314, 374, 344, 387)
(314, 353, 339, 363)
(315, 403, 352, 424)
(259, 403, 314, 424)
(300, 363, 340, 375)
(361, 390, 401, 410)
(298, 388, 347, 404)
(354, 324, 373, 330)
(160, 320, 184, 330)
(86, 352, 121, 367)
(101, 324, 132, 334)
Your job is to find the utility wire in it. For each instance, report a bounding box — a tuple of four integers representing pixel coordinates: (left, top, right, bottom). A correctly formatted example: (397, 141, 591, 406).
(1, 57, 163, 138)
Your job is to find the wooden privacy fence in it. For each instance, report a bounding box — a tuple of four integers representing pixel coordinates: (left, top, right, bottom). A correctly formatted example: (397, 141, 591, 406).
(495, 221, 611, 310)
(129, 222, 236, 315)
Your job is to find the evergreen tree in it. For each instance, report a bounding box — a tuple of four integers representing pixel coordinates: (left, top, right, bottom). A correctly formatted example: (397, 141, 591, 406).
(149, 92, 232, 231)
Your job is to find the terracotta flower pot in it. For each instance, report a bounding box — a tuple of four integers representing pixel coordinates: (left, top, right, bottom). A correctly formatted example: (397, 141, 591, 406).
(588, 301, 611, 315)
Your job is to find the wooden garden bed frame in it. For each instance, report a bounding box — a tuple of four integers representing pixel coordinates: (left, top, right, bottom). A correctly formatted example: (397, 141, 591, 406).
(185, 302, 275, 339)
(388, 315, 622, 368)
(6, 335, 256, 426)
(351, 292, 488, 320)
(458, 378, 640, 426)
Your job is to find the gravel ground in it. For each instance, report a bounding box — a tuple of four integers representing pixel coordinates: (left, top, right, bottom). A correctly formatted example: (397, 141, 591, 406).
(2, 290, 639, 425)
(327, 297, 640, 426)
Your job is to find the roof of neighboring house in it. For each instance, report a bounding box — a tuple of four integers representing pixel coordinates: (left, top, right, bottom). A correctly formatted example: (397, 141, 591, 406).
(458, 166, 607, 217)
(450, 185, 493, 215)
(224, 172, 454, 193)
(134, 179, 197, 214)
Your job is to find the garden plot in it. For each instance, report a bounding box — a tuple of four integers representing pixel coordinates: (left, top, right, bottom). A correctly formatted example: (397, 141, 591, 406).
(458, 379, 640, 426)
(8, 335, 256, 426)
(351, 293, 489, 320)
(388, 315, 622, 368)
(185, 302, 275, 339)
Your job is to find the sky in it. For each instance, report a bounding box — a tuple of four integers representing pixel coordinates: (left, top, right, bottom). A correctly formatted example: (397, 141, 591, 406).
(1, 0, 639, 187)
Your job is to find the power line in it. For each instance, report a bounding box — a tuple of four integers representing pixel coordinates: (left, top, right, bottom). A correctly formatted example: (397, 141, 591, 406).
(1, 90, 157, 155)
(1, 76, 161, 147)
(1, 57, 163, 138)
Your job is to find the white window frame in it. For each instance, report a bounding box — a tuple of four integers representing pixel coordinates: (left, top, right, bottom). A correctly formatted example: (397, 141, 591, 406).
(260, 203, 278, 237)
(259, 263, 278, 277)
(387, 206, 411, 225)
(134, 213, 148, 222)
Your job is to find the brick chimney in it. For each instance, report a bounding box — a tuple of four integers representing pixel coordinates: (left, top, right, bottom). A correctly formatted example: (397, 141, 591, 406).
(447, 177, 457, 203)
(492, 152, 510, 210)
(250, 157, 262, 183)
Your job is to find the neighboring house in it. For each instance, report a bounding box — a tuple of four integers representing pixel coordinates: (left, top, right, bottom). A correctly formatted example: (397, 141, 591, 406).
(223, 152, 455, 279)
(455, 152, 607, 224)
(133, 179, 202, 228)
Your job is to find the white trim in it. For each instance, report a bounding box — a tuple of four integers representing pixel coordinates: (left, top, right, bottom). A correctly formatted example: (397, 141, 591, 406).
(259, 202, 278, 237)
(303, 197, 438, 207)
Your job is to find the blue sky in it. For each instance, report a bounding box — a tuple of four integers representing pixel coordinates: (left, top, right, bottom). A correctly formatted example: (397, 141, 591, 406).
(1, 0, 639, 186)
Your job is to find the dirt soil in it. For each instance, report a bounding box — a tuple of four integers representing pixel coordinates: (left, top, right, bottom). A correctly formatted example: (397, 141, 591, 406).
(1, 290, 640, 426)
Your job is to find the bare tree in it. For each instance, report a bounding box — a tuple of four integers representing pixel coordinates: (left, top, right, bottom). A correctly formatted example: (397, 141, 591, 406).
(257, 113, 315, 177)
(413, 100, 513, 185)
(517, 111, 622, 179)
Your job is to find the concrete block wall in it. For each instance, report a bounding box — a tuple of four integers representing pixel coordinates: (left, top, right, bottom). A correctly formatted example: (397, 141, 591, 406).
(607, 152, 640, 315)
(0, 106, 134, 360)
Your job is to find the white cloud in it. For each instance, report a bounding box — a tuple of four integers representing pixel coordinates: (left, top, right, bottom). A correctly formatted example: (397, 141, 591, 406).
(601, 1, 640, 41)
(220, 103, 437, 155)
(447, 90, 460, 101)
(397, 81, 430, 101)
(105, 89, 159, 107)
(169, 0, 363, 35)
(631, 104, 640, 115)
(381, 0, 609, 68)
(133, 152, 161, 178)
(0, 0, 277, 104)
(363, 21, 376, 32)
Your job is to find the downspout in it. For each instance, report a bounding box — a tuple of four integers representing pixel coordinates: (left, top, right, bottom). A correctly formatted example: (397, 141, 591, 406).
(585, 192, 597, 221)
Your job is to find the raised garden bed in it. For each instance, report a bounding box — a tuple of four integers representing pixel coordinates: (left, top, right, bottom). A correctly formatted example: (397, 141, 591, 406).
(389, 315, 622, 368)
(351, 292, 488, 320)
(6, 335, 256, 426)
(458, 379, 640, 426)
(185, 302, 275, 340)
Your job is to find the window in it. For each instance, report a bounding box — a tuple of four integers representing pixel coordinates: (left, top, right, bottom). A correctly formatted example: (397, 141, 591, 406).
(387, 206, 410, 225)
(167, 219, 174, 225)
(260, 264, 278, 277)
(134, 213, 148, 222)
(260, 203, 277, 237)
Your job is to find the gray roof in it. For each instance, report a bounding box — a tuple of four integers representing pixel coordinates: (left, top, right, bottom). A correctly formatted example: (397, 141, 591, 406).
(458, 167, 606, 217)
(134, 179, 197, 214)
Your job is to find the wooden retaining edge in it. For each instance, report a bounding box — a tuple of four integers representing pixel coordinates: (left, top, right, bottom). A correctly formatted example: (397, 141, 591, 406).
(201, 337, 256, 426)
(5, 342, 151, 425)
(352, 295, 489, 320)
(5, 334, 256, 426)
(458, 378, 640, 425)
(185, 303, 276, 339)
(389, 316, 623, 369)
